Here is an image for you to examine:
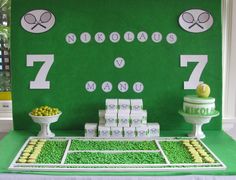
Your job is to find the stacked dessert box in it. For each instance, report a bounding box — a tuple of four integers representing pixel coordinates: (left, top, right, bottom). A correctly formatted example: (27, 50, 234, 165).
(85, 99, 160, 138)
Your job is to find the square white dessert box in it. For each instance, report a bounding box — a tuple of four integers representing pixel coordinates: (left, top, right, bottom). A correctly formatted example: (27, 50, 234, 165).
(118, 112, 130, 127)
(105, 108, 118, 114)
(130, 114, 143, 127)
(118, 109, 131, 114)
(85, 123, 98, 137)
(130, 110, 146, 116)
(111, 127, 123, 138)
(130, 110, 147, 126)
(118, 99, 130, 111)
(98, 110, 105, 119)
(99, 118, 105, 126)
(124, 127, 135, 138)
(85, 123, 97, 129)
(142, 110, 147, 124)
(105, 111, 117, 127)
(148, 122, 160, 137)
(98, 125, 111, 138)
(106, 99, 118, 111)
(136, 126, 148, 138)
(130, 99, 143, 111)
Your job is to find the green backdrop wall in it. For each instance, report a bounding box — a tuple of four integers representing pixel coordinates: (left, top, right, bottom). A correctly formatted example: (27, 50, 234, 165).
(11, 0, 222, 132)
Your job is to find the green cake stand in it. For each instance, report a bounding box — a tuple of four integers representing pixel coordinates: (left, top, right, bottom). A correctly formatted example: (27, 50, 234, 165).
(179, 110, 220, 139)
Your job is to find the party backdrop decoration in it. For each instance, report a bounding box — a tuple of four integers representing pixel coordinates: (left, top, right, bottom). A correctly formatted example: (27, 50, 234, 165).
(11, 0, 222, 131)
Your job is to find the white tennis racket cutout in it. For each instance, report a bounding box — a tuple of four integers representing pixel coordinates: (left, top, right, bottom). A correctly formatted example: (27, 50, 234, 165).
(179, 9, 213, 33)
(21, 9, 55, 33)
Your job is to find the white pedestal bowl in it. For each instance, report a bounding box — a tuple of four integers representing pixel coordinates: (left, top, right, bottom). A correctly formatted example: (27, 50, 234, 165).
(29, 112, 62, 138)
(179, 110, 219, 139)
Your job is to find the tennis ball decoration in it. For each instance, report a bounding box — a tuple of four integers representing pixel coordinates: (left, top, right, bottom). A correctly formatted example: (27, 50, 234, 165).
(196, 83, 211, 98)
(30, 106, 61, 116)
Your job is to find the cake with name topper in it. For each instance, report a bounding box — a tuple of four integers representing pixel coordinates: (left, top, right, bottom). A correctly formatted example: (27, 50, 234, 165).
(183, 95, 216, 116)
(179, 83, 220, 139)
(184, 83, 216, 116)
(180, 83, 219, 117)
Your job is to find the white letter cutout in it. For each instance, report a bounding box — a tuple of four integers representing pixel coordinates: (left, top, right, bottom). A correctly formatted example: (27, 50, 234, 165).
(27, 54, 54, 89)
(180, 55, 208, 89)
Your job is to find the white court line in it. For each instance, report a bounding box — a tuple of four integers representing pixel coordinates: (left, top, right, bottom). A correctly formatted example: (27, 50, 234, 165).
(199, 139, 227, 169)
(68, 150, 161, 153)
(8, 165, 226, 172)
(155, 140, 170, 164)
(72, 138, 156, 141)
(12, 162, 222, 167)
(60, 139, 71, 164)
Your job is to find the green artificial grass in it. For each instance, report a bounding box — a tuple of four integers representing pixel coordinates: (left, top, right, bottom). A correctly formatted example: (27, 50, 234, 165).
(36, 141, 67, 164)
(70, 140, 158, 150)
(65, 152, 165, 164)
(160, 141, 193, 164)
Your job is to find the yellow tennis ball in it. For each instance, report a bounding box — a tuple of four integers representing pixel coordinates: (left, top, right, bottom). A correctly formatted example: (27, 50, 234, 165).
(196, 84, 211, 98)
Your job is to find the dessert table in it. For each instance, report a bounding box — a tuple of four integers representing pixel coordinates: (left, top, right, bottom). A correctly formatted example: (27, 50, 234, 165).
(0, 130, 236, 179)
(2, 0, 234, 179)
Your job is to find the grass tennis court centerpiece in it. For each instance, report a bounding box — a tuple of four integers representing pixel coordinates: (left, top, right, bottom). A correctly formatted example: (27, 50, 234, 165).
(9, 137, 226, 171)
(70, 140, 158, 151)
(65, 152, 165, 164)
(37, 140, 67, 164)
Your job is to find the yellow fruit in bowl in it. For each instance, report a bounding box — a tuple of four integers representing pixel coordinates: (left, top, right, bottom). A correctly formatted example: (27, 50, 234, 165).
(30, 106, 61, 116)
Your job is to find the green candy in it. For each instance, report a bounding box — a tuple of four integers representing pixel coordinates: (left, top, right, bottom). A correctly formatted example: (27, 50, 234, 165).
(160, 141, 193, 163)
(70, 140, 158, 151)
(36, 141, 67, 164)
(65, 152, 165, 164)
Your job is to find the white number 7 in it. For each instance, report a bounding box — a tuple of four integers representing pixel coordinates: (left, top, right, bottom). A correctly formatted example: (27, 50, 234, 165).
(27, 55, 54, 89)
(180, 55, 208, 89)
